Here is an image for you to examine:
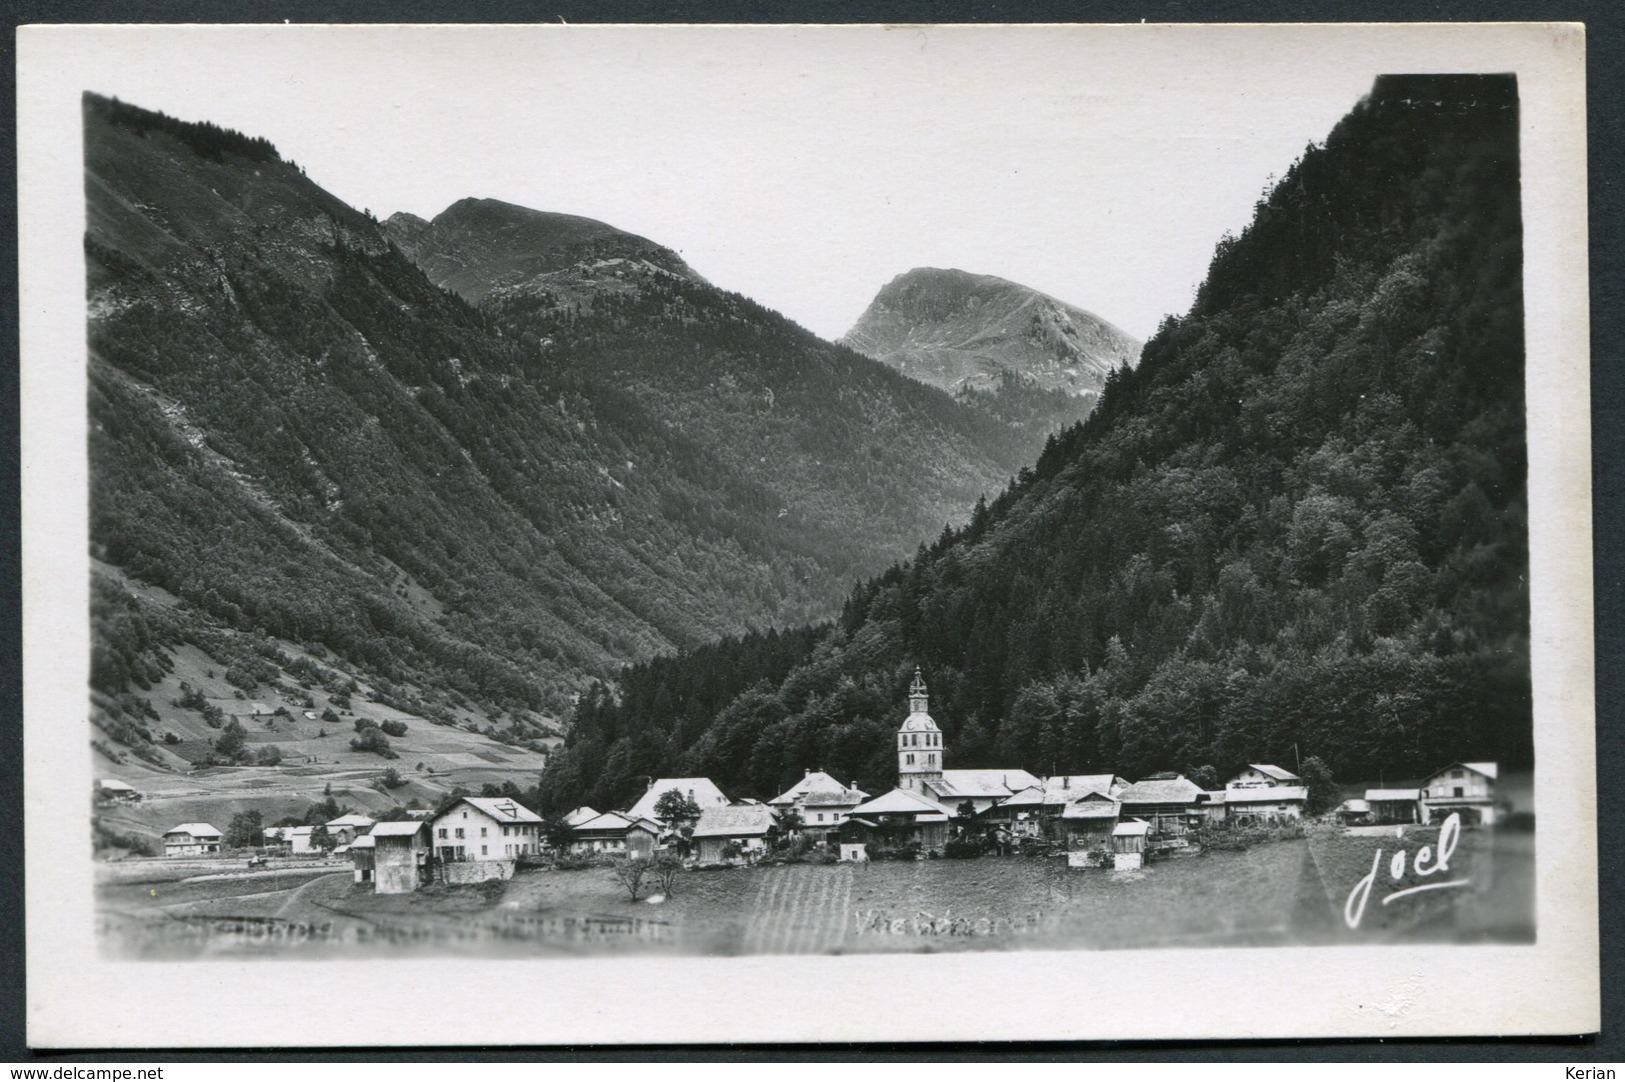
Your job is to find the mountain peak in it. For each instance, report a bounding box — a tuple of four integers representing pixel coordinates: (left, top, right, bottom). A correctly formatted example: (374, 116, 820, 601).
(840, 267, 1141, 399)
(384, 197, 705, 303)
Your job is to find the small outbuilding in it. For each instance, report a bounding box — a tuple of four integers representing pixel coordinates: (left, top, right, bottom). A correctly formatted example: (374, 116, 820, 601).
(96, 778, 140, 803)
(370, 820, 431, 893)
(1365, 788, 1421, 825)
(1111, 819, 1150, 855)
(349, 833, 376, 885)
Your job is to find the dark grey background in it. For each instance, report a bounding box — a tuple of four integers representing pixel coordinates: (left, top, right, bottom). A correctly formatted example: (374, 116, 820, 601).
(1, 0, 1617, 1061)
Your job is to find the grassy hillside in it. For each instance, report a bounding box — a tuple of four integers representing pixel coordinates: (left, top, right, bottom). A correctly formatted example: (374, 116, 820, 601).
(539, 74, 1530, 810)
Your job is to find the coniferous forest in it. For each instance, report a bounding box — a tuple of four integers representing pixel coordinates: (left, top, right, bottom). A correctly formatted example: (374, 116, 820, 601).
(539, 75, 1530, 812)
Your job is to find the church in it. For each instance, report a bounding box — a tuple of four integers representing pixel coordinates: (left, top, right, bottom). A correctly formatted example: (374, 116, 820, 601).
(843, 669, 1042, 850)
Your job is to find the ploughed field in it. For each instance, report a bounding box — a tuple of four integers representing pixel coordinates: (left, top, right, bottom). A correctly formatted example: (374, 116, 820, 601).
(97, 825, 1532, 958)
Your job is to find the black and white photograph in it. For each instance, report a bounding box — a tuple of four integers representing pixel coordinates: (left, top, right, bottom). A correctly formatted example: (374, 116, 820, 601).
(19, 22, 1596, 1046)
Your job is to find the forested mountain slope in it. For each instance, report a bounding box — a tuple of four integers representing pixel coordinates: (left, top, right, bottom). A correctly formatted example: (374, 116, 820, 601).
(540, 74, 1529, 812)
(85, 93, 1028, 764)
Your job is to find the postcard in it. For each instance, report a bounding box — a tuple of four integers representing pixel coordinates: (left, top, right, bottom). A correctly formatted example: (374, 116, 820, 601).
(19, 22, 1596, 1046)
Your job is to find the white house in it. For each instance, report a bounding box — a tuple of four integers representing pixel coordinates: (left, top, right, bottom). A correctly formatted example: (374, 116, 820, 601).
(431, 796, 544, 863)
(1226, 764, 1302, 789)
(768, 770, 869, 840)
(1420, 762, 1499, 825)
(162, 823, 222, 857)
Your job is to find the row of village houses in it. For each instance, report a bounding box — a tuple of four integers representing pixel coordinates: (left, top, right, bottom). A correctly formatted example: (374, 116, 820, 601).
(116, 670, 1503, 891)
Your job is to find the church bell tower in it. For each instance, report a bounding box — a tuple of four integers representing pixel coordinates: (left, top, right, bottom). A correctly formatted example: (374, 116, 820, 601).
(897, 667, 944, 794)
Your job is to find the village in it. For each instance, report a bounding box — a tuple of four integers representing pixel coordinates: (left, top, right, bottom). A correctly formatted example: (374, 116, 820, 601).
(109, 670, 1511, 901)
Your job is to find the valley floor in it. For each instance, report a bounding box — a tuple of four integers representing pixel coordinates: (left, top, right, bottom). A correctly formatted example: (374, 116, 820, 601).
(96, 827, 1533, 959)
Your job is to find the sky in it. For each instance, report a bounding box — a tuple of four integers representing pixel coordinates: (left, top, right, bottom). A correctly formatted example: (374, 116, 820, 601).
(64, 25, 1387, 342)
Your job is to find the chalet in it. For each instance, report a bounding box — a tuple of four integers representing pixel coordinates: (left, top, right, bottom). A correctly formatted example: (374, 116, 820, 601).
(349, 833, 375, 885)
(162, 823, 222, 857)
(370, 820, 431, 893)
(326, 813, 376, 844)
(1223, 785, 1307, 824)
(431, 796, 545, 863)
(1060, 790, 1122, 850)
(570, 812, 660, 858)
(625, 778, 730, 826)
(96, 778, 140, 803)
(1226, 764, 1302, 789)
(691, 804, 777, 863)
(1365, 788, 1421, 825)
(844, 787, 954, 852)
(1420, 762, 1499, 825)
(263, 825, 315, 854)
(1116, 776, 1205, 837)
(893, 670, 1038, 813)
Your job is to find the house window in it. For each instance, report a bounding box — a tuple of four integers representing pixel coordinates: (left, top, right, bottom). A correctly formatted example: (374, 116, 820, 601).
(481, 845, 487, 856)
(438, 828, 447, 839)
(817, 813, 824, 822)
(455, 828, 464, 839)
(481, 827, 488, 837)
(906, 754, 914, 765)
(1453, 787, 1464, 797)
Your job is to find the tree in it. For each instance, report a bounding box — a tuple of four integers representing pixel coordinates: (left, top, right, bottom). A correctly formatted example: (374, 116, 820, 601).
(380, 766, 405, 788)
(256, 744, 283, 766)
(768, 805, 803, 849)
(225, 809, 263, 849)
(612, 855, 649, 901)
(542, 813, 576, 853)
(952, 799, 980, 838)
(1299, 755, 1338, 815)
(651, 853, 683, 897)
(652, 788, 702, 832)
(213, 718, 247, 760)
(309, 823, 336, 852)
(1187, 764, 1220, 791)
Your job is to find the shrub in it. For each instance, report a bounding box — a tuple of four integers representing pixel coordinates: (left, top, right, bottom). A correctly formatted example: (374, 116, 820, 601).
(379, 719, 408, 738)
(256, 744, 283, 766)
(349, 727, 397, 758)
(354, 717, 378, 733)
(162, 731, 181, 745)
(380, 767, 406, 788)
(943, 837, 984, 859)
